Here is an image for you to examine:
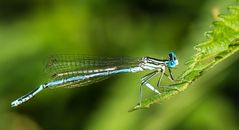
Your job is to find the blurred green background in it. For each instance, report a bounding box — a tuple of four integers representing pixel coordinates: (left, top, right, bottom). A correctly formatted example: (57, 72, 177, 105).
(0, 0, 238, 130)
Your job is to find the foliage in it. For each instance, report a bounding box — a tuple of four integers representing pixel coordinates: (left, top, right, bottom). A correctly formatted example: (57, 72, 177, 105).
(131, 4, 239, 111)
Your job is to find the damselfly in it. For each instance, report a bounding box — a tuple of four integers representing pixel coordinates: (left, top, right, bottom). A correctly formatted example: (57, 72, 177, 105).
(11, 52, 179, 107)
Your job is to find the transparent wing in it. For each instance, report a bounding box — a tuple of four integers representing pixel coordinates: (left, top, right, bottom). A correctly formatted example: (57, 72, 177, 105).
(52, 75, 111, 89)
(45, 55, 141, 88)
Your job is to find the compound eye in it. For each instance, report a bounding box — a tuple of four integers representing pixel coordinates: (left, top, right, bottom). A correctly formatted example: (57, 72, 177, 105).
(168, 54, 173, 60)
(168, 61, 176, 68)
(171, 61, 174, 66)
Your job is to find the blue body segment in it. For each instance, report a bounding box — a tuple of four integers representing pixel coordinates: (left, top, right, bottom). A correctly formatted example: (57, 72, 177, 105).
(46, 68, 134, 88)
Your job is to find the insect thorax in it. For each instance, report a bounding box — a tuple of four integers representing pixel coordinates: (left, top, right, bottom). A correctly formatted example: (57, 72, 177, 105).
(140, 57, 166, 70)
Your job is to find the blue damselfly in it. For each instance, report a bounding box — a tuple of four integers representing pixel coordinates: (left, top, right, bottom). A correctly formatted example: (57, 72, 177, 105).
(11, 52, 179, 107)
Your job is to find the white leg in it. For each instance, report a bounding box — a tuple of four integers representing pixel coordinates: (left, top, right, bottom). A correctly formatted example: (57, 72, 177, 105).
(145, 83, 161, 94)
(139, 71, 159, 105)
(157, 66, 165, 88)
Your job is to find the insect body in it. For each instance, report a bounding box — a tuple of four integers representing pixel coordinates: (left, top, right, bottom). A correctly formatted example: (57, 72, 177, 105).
(11, 52, 178, 107)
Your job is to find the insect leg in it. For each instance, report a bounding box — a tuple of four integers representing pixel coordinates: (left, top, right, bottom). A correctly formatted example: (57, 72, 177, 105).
(163, 72, 174, 81)
(168, 68, 174, 81)
(157, 66, 165, 88)
(139, 71, 160, 105)
(145, 83, 160, 94)
(140, 70, 158, 83)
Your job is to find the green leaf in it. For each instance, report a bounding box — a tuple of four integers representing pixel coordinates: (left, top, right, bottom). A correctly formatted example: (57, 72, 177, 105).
(130, 4, 239, 112)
